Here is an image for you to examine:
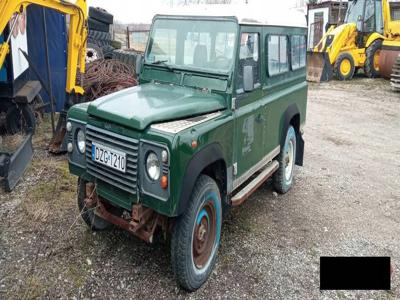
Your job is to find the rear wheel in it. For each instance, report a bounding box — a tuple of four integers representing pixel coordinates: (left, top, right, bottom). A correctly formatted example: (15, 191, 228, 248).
(364, 39, 382, 78)
(6, 103, 36, 134)
(171, 175, 222, 291)
(334, 53, 355, 80)
(273, 126, 297, 194)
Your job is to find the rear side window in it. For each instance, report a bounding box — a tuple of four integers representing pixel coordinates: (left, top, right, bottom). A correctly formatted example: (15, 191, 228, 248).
(267, 35, 288, 76)
(291, 35, 307, 70)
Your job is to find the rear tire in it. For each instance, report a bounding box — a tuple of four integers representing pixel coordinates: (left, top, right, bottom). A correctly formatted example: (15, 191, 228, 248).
(88, 18, 109, 33)
(364, 39, 382, 78)
(6, 103, 36, 134)
(334, 53, 355, 81)
(171, 175, 222, 291)
(273, 126, 297, 194)
(89, 7, 114, 25)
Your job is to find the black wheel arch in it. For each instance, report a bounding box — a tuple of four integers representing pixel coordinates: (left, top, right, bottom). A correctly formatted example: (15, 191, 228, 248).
(281, 103, 304, 166)
(177, 143, 227, 216)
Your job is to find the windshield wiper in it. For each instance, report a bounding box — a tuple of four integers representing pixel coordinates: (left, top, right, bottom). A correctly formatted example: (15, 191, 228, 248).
(149, 60, 174, 71)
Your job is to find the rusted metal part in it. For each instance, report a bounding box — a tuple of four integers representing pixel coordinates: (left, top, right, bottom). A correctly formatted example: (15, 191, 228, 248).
(231, 161, 279, 207)
(84, 182, 97, 208)
(48, 111, 67, 153)
(306, 51, 333, 83)
(391, 55, 400, 92)
(84, 183, 167, 243)
(193, 201, 216, 269)
(380, 48, 400, 79)
(82, 59, 138, 102)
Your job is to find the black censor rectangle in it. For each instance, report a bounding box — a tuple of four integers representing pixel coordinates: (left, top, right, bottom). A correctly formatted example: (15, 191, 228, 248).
(320, 257, 391, 290)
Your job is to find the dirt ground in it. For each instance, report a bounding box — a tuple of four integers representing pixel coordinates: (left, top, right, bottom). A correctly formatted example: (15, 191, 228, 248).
(0, 78, 399, 299)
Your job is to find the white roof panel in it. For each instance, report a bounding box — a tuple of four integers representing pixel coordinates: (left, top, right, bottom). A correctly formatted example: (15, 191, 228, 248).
(157, 4, 307, 28)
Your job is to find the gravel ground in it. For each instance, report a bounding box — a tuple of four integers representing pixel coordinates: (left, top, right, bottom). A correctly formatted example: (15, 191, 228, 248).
(0, 78, 399, 299)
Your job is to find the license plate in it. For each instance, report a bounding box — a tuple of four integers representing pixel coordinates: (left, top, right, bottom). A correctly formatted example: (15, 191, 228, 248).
(91, 142, 126, 173)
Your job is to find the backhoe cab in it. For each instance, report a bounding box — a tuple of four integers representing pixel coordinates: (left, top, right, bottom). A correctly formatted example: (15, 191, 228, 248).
(307, 0, 400, 82)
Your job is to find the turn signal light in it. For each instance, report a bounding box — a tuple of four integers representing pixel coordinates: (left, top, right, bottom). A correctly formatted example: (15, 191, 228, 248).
(160, 175, 168, 189)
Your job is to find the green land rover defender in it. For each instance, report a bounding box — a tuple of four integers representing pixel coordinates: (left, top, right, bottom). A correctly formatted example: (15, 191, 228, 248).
(67, 12, 308, 290)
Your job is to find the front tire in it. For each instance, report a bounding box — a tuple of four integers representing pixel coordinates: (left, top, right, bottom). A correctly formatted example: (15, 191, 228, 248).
(273, 126, 297, 194)
(171, 175, 222, 291)
(334, 53, 355, 81)
(77, 178, 113, 231)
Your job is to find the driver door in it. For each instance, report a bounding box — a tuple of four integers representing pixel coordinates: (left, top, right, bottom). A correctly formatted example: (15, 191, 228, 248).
(233, 30, 264, 182)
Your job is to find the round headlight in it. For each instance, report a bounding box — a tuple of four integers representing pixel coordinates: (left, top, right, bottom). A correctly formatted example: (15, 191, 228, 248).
(76, 129, 86, 154)
(146, 152, 160, 180)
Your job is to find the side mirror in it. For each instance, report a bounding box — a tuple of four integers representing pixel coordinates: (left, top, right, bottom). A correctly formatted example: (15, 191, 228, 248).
(135, 54, 144, 76)
(243, 65, 254, 92)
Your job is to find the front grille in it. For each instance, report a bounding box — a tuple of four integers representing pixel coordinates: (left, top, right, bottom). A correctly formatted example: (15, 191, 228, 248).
(85, 125, 139, 194)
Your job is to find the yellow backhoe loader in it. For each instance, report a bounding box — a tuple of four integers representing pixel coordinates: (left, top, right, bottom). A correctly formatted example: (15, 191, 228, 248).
(0, 0, 87, 190)
(307, 0, 400, 82)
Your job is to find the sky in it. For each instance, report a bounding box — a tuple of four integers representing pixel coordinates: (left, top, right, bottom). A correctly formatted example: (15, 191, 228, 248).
(89, 0, 298, 24)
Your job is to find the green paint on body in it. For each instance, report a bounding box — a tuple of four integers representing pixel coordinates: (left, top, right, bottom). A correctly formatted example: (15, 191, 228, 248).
(67, 15, 308, 218)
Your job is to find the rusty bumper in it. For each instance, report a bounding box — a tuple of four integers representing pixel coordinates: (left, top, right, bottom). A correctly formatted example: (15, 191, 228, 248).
(84, 183, 167, 243)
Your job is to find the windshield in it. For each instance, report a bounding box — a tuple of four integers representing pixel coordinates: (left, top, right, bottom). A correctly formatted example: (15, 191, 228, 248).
(146, 19, 237, 74)
(345, 0, 365, 23)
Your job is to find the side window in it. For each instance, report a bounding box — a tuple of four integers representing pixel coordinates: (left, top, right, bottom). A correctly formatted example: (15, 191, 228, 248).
(267, 35, 288, 76)
(364, 0, 375, 32)
(236, 32, 260, 92)
(291, 35, 307, 70)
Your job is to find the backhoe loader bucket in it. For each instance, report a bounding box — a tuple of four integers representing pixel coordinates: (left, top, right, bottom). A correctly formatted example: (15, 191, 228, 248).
(306, 52, 333, 83)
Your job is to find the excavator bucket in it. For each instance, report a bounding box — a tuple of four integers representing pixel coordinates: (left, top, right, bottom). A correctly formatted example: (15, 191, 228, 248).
(306, 51, 333, 83)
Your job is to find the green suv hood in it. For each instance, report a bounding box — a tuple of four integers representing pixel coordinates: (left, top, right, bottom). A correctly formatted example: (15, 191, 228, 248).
(87, 83, 227, 130)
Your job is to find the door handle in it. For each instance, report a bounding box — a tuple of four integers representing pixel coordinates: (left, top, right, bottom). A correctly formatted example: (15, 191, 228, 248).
(256, 114, 265, 123)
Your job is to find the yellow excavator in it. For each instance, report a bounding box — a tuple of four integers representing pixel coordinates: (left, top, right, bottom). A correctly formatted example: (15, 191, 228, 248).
(0, 0, 87, 190)
(307, 0, 400, 82)
(0, 0, 88, 93)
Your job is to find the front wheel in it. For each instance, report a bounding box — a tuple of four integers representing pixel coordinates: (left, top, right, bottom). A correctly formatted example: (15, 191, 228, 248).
(77, 178, 113, 231)
(334, 53, 355, 81)
(171, 175, 222, 291)
(273, 126, 297, 194)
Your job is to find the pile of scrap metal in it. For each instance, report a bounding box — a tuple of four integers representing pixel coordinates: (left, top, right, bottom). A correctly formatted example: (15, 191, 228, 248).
(49, 58, 138, 153)
(391, 55, 400, 91)
(82, 59, 137, 102)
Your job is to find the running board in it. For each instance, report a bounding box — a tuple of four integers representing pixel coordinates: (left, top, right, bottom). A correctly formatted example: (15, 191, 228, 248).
(231, 160, 279, 207)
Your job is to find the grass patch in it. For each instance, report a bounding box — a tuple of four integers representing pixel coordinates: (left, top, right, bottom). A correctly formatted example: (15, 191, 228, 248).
(17, 274, 46, 300)
(22, 159, 77, 224)
(65, 263, 89, 288)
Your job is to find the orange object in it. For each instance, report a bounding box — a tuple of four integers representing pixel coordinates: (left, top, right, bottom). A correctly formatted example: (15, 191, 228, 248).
(160, 175, 168, 189)
(191, 140, 198, 149)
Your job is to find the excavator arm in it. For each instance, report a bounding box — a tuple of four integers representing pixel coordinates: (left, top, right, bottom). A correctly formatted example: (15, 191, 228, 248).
(0, 0, 88, 94)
